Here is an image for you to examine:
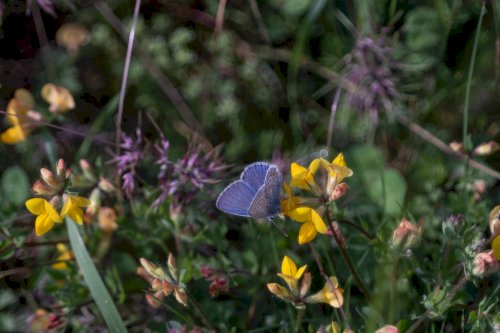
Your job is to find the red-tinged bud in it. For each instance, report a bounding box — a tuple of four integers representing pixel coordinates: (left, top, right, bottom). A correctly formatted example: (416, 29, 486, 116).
(472, 141, 500, 156)
(162, 279, 175, 296)
(167, 253, 177, 277)
(98, 176, 116, 193)
(267, 283, 292, 300)
(472, 251, 499, 277)
(151, 278, 162, 291)
(140, 258, 167, 280)
(375, 325, 398, 333)
(449, 141, 464, 154)
(200, 265, 214, 279)
(79, 159, 96, 181)
(299, 272, 312, 298)
(145, 293, 163, 308)
(391, 218, 424, 250)
(330, 183, 349, 202)
(56, 159, 66, 179)
(489, 205, 500, 236)
(40, 168, 60, 189)
(98, 207, 117, 233)
(32, 180, 56, 195)
(174, 288, 188, 306)
(137, 267, 153, 283)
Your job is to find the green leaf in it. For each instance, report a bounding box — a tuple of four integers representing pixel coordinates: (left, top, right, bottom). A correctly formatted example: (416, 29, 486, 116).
(66, 219, 128, 333)
(1, 166, 30, 206)
(367, 168, 407, 215)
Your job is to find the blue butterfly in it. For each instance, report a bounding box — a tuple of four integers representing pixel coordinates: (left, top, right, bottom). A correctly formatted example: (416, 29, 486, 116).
(216, 162, 282, 219)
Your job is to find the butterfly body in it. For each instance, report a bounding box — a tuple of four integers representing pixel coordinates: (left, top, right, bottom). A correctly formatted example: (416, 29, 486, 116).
(216, 162, 282, 219)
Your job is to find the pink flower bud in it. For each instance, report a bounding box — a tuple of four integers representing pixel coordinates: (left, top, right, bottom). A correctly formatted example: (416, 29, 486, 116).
(200, 265, 214, 279)
(98, 176, 116, 193)
(472, 251, 499, 277)
(40, 168, 60, 189)
(32, 180, 56, 195)
(391, 219, 423, 250)
(489, 205, 500, 236)
(330, 183, 349, 202)
(56, 159, 66, 179)
(375, 325, 398, 333)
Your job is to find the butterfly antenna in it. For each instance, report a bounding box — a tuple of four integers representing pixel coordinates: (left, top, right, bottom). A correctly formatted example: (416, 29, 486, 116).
(267, 217, 288, 237)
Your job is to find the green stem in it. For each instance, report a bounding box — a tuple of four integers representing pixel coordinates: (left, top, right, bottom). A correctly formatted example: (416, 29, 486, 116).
(186, 292, 215, 330)
(325, 208, 371, 301)
(294, 308, 304, 333)
(389, 255, 400, 323)
(462, 1, 486, 149)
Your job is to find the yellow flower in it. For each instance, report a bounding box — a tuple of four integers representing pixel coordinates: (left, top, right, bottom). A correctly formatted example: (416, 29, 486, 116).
(277, 256, 307, 291)
(52, 243, 73, 270)
(322, 153, 353, 183)
(1, 89, 41, 144)
(493, 235, 500, 261)
(305, 276, 344, 308)
(287, 206, 328, 244)
(41, 83, 75, 113)
(61, 196, 91, 224)
(25, 198, 62, 236)
(281, 183, 300, 213)
(290, 159, 321, 191)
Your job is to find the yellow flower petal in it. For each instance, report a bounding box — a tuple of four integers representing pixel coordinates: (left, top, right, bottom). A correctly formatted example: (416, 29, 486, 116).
(69, 207, 84, 224)
(288, 206, 312, 223)
(281, 256, 297, 276)
(35, 214, 55, 236)
(14, 88, 35, 111)
(61, 196, 88, 224)
(44, 200, 62, 223)
(310, 209, 328, 234)
(493, 235, 500, 261)
(26, 198, 47, 215)
(60, 198, 71, 217)
(0, 125, 28, 144)
(41, 83, 75, 113)
(298, 222, 318, 244)
(326, 288, 344, 308)
(70, 196, 91, 207)
(295, 264, 307, 279)
(331, 153, 346, 167)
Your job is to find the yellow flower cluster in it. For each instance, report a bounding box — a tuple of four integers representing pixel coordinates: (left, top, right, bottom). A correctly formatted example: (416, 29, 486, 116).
(282, 153, 353, 244)
(267, 256, 343, 308)
(24, 159, 90, 236)
(268, 153, 352, 310)
(26, 196, 91, 236)
(1, 84, 75, 144)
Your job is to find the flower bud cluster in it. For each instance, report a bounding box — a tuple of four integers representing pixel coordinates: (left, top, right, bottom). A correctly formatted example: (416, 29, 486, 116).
(138, 254, 188, 308)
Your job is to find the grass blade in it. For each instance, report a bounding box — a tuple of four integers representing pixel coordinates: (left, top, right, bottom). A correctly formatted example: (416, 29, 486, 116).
(66, 219, 128, 333)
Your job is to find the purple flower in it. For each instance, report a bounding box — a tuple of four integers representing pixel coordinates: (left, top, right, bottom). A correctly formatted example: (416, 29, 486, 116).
(114, 129, 143, 198)
(344, 31, 399, 124)
(152, 137, 228, 211)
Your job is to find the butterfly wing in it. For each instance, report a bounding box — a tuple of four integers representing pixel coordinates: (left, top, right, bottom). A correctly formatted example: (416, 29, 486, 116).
(241, 162, 270, 190)
(248, 165, 282, 218)
(216, 180, 255, 217)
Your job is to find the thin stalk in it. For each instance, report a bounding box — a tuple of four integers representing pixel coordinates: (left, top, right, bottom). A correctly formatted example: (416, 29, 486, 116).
(325, 208, 371, 301)
(308, 243, 348, 328)
(294, 308, 304, 333)
(326, 89, 341, 148)
(31, 1, 56, 81)
(337, 219, 375, 240)
(462, 1, 486, 149)
(215, 0, 228, 32)
(115, 0, 142, 156)
(186, 292, 215, 330)
(389, 255, 400, 323)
